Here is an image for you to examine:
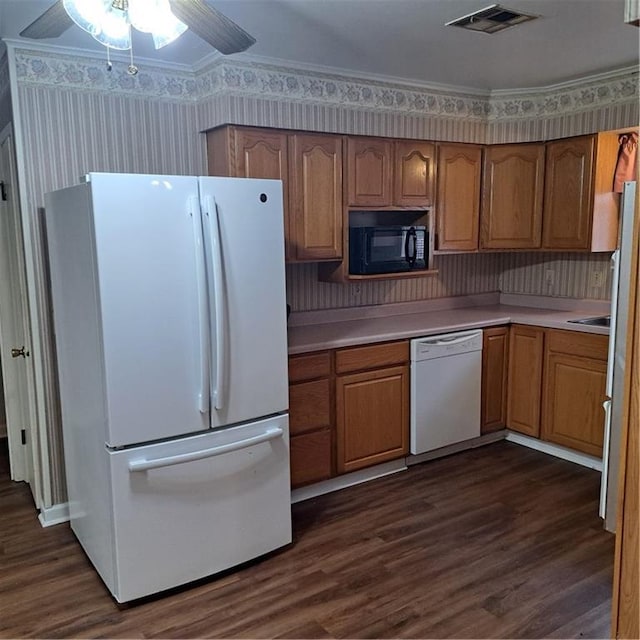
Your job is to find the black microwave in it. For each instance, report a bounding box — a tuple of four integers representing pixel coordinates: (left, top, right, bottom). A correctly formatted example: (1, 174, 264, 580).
(349, 226, 427, 275)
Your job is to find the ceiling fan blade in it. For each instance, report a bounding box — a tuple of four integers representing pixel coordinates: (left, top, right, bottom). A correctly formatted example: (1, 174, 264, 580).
(19, 0, 74, 39)
(168, 0, 256, 55)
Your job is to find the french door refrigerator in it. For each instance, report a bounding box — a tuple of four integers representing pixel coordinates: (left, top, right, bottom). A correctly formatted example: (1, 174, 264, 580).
(45, 173, 291, 602)
(600, 180, 636, 532)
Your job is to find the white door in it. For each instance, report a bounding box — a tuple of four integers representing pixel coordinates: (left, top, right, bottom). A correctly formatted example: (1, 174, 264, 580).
(88, 174, 211, 447)
(198, 177, 289, 429)
(0, 126, 37, 500)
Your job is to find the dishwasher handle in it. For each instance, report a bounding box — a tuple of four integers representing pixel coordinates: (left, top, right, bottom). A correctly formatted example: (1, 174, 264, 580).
(421, 334, 479, 347)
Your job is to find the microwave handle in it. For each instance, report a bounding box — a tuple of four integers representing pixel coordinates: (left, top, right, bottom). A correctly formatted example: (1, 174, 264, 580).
(405, 227, 417, 268)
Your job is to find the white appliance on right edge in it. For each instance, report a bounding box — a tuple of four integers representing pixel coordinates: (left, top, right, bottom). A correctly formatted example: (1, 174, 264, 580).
(600, 180, 636, 532)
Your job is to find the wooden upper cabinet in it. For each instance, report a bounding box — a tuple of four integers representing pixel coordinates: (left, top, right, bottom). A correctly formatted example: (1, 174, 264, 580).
(542, 136, 595, 250)
(481, 143, 545, 249)
(542, 133, 620, 252)
(207, 126, 292, 256)
(435, 143, 482, 252)
(507, 325, 544, 437)
(481, 326, 509, 434)
(541, 330, 608, 457)
(289, 133, 343, 261)
(347, 137, 393, 207)
(232, 128, 288, 182)
(394, 141, 435, 207)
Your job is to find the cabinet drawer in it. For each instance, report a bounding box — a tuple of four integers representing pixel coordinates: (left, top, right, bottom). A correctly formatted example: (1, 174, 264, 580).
(335, 341, 409, 374)
(546, 329, 609, 361)
(288, 351, 332, 382)
(289, 379, 332, 435)
(290, 429, 332, 487)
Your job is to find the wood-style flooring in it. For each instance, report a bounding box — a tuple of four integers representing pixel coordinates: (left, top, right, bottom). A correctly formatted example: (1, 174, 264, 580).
(0, 440, 614, 639)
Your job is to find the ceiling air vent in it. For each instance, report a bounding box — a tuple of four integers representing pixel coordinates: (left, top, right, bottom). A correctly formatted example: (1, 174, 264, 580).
(446, 4, 538, 34)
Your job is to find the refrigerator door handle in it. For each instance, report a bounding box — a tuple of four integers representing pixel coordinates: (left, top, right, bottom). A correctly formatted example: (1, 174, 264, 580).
(203, 195, 227, 411)
(127, 427, 284, 472)
(599, 398, 612, 519)
(606, 250, 620, 397)
(190, 196, 209, 414)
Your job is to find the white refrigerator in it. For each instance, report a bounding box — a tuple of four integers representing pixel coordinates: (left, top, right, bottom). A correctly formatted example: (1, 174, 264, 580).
(45, 173, 292, 602)
(600, 180, 636, 532)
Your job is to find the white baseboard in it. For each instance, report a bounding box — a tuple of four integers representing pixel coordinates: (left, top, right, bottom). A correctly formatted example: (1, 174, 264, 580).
(506, 432, 603, 471)
(38, 502, 70, 527)
(291, 458, 407, 504)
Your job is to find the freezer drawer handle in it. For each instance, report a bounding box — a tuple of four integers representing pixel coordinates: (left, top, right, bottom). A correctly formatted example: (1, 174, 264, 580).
(127, 427, 284, 472)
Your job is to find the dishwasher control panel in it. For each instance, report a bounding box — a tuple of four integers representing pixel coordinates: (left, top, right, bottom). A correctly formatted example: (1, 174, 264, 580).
(411, 329, 483, 362)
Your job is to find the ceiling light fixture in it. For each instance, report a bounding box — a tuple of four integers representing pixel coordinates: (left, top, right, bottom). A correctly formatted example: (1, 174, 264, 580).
(62, 0, 188, 52)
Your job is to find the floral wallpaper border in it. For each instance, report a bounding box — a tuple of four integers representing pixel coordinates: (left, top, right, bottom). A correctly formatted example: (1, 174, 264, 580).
(12, 48, 201, 102)
(10, 45, 639, 122)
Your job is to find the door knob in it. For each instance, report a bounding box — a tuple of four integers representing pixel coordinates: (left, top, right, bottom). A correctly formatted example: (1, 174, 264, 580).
(11, 346, 29, 358)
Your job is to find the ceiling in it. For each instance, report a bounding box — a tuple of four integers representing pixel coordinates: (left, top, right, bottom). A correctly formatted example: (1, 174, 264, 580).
(0, 0, 638, 91)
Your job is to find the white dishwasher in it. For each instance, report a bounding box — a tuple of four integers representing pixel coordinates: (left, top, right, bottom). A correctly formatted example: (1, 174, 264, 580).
(410, 329, 483, 455)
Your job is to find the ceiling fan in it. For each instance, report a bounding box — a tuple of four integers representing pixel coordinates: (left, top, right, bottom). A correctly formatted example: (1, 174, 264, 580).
(19, 0, 256, 56)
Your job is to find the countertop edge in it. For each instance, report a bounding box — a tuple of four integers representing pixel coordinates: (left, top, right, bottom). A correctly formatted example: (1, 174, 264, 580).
(287, 304, 609, 355)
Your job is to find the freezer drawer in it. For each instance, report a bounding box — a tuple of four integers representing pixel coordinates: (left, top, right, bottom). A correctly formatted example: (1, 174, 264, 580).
(101, 415, 291, 602)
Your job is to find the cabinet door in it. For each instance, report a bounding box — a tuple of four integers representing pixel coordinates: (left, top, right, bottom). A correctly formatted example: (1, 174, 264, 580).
(336, 365, 409, 473)
(347, 138, 392, 207)
(436, 144, 482, 252)
(289, 133, 343, 261)
(481, 144, 545, 249)
(542, 135, 595, 250)
(541, 330, 608, 457)
(394, 141, 435, 207)
(231, 128, 292, 257)
(507, 325, 544, 437)
(481, 327, 509, 433)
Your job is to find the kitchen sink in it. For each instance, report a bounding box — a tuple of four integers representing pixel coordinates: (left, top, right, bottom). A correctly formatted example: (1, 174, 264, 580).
(567, 315, 611, 327)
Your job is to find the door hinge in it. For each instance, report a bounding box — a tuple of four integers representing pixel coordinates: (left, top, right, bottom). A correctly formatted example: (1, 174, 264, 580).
(0, 182, 6, 201)
(20, 429, 26, 445)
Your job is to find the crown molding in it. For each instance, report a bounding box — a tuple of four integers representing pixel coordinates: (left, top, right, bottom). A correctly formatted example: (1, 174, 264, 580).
(6, 41, 638, 122)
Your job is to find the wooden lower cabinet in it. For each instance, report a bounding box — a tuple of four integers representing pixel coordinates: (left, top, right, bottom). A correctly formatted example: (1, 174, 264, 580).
(541, 330, 608, 457)
(481, 326, 509, 433)
(507, 325, 544, 437)
(288, 351, 334, 488)
(289, 430, 332, 487)
(336, 364, 409, 473)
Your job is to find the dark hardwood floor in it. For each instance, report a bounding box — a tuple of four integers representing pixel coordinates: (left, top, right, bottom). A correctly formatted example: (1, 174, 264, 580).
(0, 440, 614, 639)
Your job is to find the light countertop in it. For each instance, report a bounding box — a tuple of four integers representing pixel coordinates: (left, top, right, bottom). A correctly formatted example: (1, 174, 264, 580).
(287, 294, 610, 355)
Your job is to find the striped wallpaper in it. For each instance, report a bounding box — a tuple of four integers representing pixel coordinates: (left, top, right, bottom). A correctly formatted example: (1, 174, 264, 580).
(287, 253, 504, 311)
(14, 83, 204, 504)
(6, 45, 638, 507)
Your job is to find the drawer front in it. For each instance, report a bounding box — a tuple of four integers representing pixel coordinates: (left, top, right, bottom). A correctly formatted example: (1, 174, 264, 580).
(288, 351, 332, 382)
(546, 329, 609, 361)
(289, 378, 332, 435)
(335, 340, 409, 374)
(290, 429, 332, 487)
